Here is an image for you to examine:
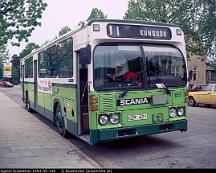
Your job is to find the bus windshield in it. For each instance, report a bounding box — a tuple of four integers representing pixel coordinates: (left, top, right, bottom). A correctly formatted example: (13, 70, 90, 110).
(93, 44, 187, 91)
(145, 45, 187, 88)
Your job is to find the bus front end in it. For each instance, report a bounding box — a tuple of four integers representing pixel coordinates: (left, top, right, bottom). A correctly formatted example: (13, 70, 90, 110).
(87, 20, 188, 145)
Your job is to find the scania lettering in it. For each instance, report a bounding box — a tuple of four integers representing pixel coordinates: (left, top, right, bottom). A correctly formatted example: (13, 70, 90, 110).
(21, 19, 188, 145)
(119, 98, 150, 106)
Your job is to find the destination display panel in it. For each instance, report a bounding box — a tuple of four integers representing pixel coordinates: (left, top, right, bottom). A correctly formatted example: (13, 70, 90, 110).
(107, 24, 172, 40)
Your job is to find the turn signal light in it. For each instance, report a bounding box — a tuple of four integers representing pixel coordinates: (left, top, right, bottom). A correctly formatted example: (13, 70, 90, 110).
(89, 96, 98, 111)
(89, 104, 98, 111)
(89, 96, 98, 104)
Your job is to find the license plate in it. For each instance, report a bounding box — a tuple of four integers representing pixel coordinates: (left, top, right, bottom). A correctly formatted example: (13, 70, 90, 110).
(128, 114, 148, 121)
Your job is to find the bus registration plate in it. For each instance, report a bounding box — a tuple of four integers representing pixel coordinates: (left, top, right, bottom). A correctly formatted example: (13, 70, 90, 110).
(128, 114, 147, 121)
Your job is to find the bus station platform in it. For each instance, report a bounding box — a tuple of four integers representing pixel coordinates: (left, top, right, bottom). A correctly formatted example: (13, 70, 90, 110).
(0, 90, 100, 168)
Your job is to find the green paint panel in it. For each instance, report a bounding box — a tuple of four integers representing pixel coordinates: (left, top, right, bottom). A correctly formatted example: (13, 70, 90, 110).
(23, 82, 78, 135)
(89, 88, 187, 131)
(52, 85, 77, 123)
(90, 120, 187, 145)
(172, 89, 185, 105)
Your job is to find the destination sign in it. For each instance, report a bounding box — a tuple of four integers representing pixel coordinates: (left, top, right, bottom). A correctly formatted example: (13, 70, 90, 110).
(107, 24, 172, 40)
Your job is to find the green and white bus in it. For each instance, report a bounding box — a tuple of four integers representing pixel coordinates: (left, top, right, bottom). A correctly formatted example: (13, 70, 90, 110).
(21, 19, 188, 145)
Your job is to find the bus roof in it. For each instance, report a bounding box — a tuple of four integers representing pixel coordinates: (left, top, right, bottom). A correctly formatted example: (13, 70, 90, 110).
(87, 19, 178, 28)
(22, 19, 179, 61)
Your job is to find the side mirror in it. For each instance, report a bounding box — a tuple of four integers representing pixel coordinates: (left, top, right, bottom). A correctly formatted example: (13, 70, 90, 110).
(188, 70, 193, 81)
(79, 44, 91, 64)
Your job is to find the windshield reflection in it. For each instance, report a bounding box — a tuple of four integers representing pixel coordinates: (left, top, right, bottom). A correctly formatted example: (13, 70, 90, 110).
(93, 44, 187, 91)
(145, 46, 187, 88)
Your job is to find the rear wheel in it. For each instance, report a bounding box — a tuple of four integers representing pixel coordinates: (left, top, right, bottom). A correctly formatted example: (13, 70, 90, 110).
(54, 103, 69, 137)
(188, 97, 197, 107)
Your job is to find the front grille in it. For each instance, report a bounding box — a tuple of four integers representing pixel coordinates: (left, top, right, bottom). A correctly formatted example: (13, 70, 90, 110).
(100, 94, 116, 112)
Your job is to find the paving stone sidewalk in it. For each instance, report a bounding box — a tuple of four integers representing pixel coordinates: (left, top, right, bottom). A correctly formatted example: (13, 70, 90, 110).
(0, 91, 100, 168)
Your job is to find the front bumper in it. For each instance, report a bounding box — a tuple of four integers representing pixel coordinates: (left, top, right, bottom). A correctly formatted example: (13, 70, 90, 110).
(90, 120, 187, 145)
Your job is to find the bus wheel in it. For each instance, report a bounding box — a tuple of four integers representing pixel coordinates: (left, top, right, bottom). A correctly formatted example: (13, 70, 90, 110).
(188, 97, 196, 107)
(54, 104, 69, 137)
(26, 93, 34, 113)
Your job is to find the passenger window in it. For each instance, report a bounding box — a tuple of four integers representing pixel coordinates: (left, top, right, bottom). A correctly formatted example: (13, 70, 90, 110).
(39, 51, 47, 78)
(47, 45, 58, 78)
(214, 86, 216, 92)
(57, 38, 73, 78)
(29, 57, 33, 78)
(25, 59, 29, 78)
(24, 57, 33, 78)
(204, 85, 213, 92)
(20, 65, 23, 78)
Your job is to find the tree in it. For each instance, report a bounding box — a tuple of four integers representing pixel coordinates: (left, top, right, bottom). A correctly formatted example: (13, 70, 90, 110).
(11, 54, 20, 84)
(0, 45, 9, 79)
(19, 43, 40, 59)
(58, 26, 71, 37)
(78, 21, 85, 28)
(77, 8, 107, 27)
(124, 0, 216, 56)
(87, 8, 107, 21)
(0, 0, 47, 50)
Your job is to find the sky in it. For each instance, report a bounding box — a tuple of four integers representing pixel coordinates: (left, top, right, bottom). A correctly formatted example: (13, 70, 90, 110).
(7, 0, 129, 57)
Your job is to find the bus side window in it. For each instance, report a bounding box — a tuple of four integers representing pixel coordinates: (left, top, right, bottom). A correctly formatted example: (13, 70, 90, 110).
(57, 38, 73, 78)
(39, 51, 47, 78)
(47, 46, 58, 78)
(29, 57, 33, 78)
(20, 64, 23, 78)
(25, 59, 29, 78)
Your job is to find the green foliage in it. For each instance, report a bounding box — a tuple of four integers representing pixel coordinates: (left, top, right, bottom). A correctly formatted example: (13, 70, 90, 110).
(0, 44, 9, 63)
(0, 63, 3, 79)
(78, 21, 85, 28)
(124, 0, 216, 56)
(19, 43, 40, 59)
(87, 8, 107, 21)
(209, 41, 216, 69)
(0, 0, 47, 48)
(58, 26, 71, 37)
(78, 8, 107, 27)
(0, 45, 9, 79)
(11, 54, 20, 84)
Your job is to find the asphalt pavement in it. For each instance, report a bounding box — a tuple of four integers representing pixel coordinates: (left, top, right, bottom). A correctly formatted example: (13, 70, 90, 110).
(0, 87, 100, 168)
(1, 85, 216, 168)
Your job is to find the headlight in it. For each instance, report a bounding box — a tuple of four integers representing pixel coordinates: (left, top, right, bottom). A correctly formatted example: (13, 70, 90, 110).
(169, 108, 177, 118)
(99, 115, 108, 125)
(110, 114, 120, 124)
(177, 107, 184, 116)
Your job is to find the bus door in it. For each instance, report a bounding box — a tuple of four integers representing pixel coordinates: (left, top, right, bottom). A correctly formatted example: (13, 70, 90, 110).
(77, 48, 90, 135)
(33, 60, 38, 109)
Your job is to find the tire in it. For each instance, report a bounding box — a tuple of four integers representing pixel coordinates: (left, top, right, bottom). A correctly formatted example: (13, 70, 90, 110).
(188, 97, 197, 107)
(54, 103, 69, 137)
(205, 104, 211, 108)
(25, 93, 34, 112)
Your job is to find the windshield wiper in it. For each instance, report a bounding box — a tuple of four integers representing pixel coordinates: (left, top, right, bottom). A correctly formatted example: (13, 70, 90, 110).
(119, 88, 129, 98)
(119, 83, 131, 98)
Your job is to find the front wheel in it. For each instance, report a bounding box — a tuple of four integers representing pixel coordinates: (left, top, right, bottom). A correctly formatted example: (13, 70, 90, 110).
(54, 104, 69, 137)
(188, 97, 197, 107)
